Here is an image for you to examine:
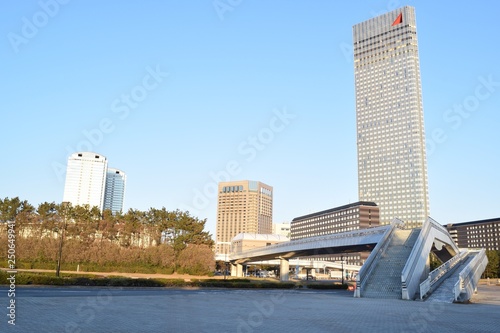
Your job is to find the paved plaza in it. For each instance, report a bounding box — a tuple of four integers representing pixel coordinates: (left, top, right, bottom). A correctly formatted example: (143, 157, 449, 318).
(1, 284, 499, 333)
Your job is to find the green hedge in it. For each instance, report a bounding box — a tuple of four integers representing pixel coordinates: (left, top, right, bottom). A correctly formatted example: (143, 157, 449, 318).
(0, 271, 301, 289)
(1, 270, 348, 290)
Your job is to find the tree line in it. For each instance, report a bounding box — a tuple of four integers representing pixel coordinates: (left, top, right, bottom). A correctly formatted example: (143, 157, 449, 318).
(485, 250, 500, 279)
(0, 197, 215, 275)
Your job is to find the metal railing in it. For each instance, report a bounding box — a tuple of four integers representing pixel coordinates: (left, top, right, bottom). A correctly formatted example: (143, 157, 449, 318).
(401, 217, 459, 300)
(230, 225, 391, 260)
(354, 219, 404, 298)
(453, 249, 488, 302)
(400, 218, 432, 299)
(419, 250, 468, 300)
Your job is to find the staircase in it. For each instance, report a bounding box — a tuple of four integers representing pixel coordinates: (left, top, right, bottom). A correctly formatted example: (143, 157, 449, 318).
(362, 229, 420, 299)
(425, 254, 475, 303)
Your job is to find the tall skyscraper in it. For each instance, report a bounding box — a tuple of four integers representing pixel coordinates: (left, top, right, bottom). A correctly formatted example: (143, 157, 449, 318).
(103, 168, 127, 214)
(216, 180, 273, 255)
(353, 6, 429, 228)
(63, 152, 108, 211)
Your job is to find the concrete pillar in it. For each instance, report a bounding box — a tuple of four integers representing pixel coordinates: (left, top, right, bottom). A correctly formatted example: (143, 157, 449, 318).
(425, 253, 431, 277)
(230, 263, 237, 277)
(280, 258, 289, 282)
(236, 264, 243, 277)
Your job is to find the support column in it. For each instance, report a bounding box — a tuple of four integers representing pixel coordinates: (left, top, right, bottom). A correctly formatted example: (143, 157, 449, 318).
(280, 257, 289, 282)
(230, 263, 237, 277)
(236, 263, 243, 277)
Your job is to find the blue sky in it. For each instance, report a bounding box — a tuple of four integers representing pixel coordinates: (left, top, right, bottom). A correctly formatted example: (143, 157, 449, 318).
(1, 1, 499, 238)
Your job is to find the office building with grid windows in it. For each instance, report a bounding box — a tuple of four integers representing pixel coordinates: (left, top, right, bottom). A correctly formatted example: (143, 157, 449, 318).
(353, 6, 429, 228)
(447, 218, 500, 251)
(63, 152, 108, 211)
(63, 152, 126, 213)
(290, 202, 379, 265)
(103, 168, 127, 214)
(216, 180, 273, 255)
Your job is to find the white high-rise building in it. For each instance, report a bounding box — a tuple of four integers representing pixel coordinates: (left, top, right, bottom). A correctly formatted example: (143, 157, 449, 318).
(63, 152, 108, 211)
(353, 6, 429, 228)
(103, 168, 126, 214)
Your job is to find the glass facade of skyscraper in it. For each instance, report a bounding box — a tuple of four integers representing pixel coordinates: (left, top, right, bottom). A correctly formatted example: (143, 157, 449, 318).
(353, 6, 429, 227)
(103, 168, 127, 214)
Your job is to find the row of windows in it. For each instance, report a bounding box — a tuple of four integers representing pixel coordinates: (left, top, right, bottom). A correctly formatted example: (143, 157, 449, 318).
(468, 234, 500, 239)
(355, 48, 418, 69)
(293, 226, 361, 238)
(293, 221, 359, 232)
(466, 224, 500, 230)
(355, 36, 415, 59)
(293, 209, 359, 224)
(221, 186, 244, 193)
(260, 188, 272, 196)
(354, 23, 411, 44)
(355, 58, 415, 77)
(354, 28, 415, 48)
(293, 216, 358, 227)
(355, 45, 418, 67)
(358, 137, 420, 147)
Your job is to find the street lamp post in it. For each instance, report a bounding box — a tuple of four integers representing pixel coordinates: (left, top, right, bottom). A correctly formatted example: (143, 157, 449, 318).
(224, 251, 227, 280)
(216, 241, 232, 279)
(341, 255, 344, 285)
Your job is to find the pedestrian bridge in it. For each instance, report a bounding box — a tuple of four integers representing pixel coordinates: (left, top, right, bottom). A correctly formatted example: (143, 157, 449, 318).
(229, 217, 487, 302)
(229, 225, 390, 279)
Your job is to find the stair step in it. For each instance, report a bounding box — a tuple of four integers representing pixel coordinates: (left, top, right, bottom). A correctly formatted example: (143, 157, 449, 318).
(425, 254, 475, 303)
(362, 228, 421, 299)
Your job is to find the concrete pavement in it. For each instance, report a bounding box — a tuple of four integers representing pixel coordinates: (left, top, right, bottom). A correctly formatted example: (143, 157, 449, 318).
(1, 284, 499, 333)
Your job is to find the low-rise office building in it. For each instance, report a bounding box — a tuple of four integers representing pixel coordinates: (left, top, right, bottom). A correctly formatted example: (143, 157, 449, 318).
(447, 217, 500, 251)
(290, 202, 379, 265)
(291, 202, 379, 240)
(231, 233, 289, 254)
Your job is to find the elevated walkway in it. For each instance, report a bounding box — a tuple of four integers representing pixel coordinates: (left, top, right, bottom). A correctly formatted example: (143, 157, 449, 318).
(355, 217, 483, 300)
(229, 216, 488, 299)
(229, 225, 390, 281)
(229, 225, 390, 263)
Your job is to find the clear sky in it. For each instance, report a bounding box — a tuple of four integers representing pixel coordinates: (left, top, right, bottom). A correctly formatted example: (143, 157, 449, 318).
(2, 1, 499, 238)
